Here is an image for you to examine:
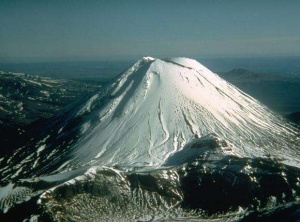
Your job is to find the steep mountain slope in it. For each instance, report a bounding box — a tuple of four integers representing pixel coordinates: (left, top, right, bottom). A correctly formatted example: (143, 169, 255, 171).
(63, 57, 299, 170)
(1, 57, 299, 180)
(1, 57, 300, 221)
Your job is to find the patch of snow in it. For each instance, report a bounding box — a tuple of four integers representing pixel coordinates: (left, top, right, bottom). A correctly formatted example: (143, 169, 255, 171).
(23, 79, 42, 86)
(76, 94, 99, 116)
(40, 90, 50, 97)
(36, 144, 46, 156)
(0, 183, 14, 200)
(81, 121, 91, 134)
(58, 127, 64, 134)
(28, 215, 39, 222)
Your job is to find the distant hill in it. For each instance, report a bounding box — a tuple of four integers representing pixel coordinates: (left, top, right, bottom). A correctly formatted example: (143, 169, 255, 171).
(286, 111, 300, 127)
(219, 69, 300, 114)
(0, 71, 102, 154)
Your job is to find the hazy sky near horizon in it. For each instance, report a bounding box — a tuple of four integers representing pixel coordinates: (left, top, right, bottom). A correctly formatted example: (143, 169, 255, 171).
(1, 0, 300, 62)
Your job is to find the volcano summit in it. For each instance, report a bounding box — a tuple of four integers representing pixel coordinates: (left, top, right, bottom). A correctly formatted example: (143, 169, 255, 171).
(1, 57, 300, 221)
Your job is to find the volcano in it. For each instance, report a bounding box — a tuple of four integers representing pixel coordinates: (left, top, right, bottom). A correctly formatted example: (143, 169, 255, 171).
(1, 57, 300, 221)
(50, 56, 299, 170)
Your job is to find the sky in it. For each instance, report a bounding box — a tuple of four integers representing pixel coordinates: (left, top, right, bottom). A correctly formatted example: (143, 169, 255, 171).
(1, 0, 300, 62)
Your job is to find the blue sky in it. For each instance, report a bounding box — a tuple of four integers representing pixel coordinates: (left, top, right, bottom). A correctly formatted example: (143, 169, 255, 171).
(1, 0, 300, 62)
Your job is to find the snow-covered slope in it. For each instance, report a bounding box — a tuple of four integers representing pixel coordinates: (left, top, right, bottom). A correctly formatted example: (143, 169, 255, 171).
(1, 57, 299, 180)
(1, 57, 300, 220)
(61, 57, 299, 170)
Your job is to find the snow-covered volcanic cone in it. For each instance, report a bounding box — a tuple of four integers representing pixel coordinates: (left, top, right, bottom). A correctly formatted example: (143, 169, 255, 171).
(1, 57, 300, 221)
(2, 57, 299, 180)
(65, 57, 299, 169)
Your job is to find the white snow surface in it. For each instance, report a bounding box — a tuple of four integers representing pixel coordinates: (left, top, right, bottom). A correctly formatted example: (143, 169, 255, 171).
(59, 57, 298, 170)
